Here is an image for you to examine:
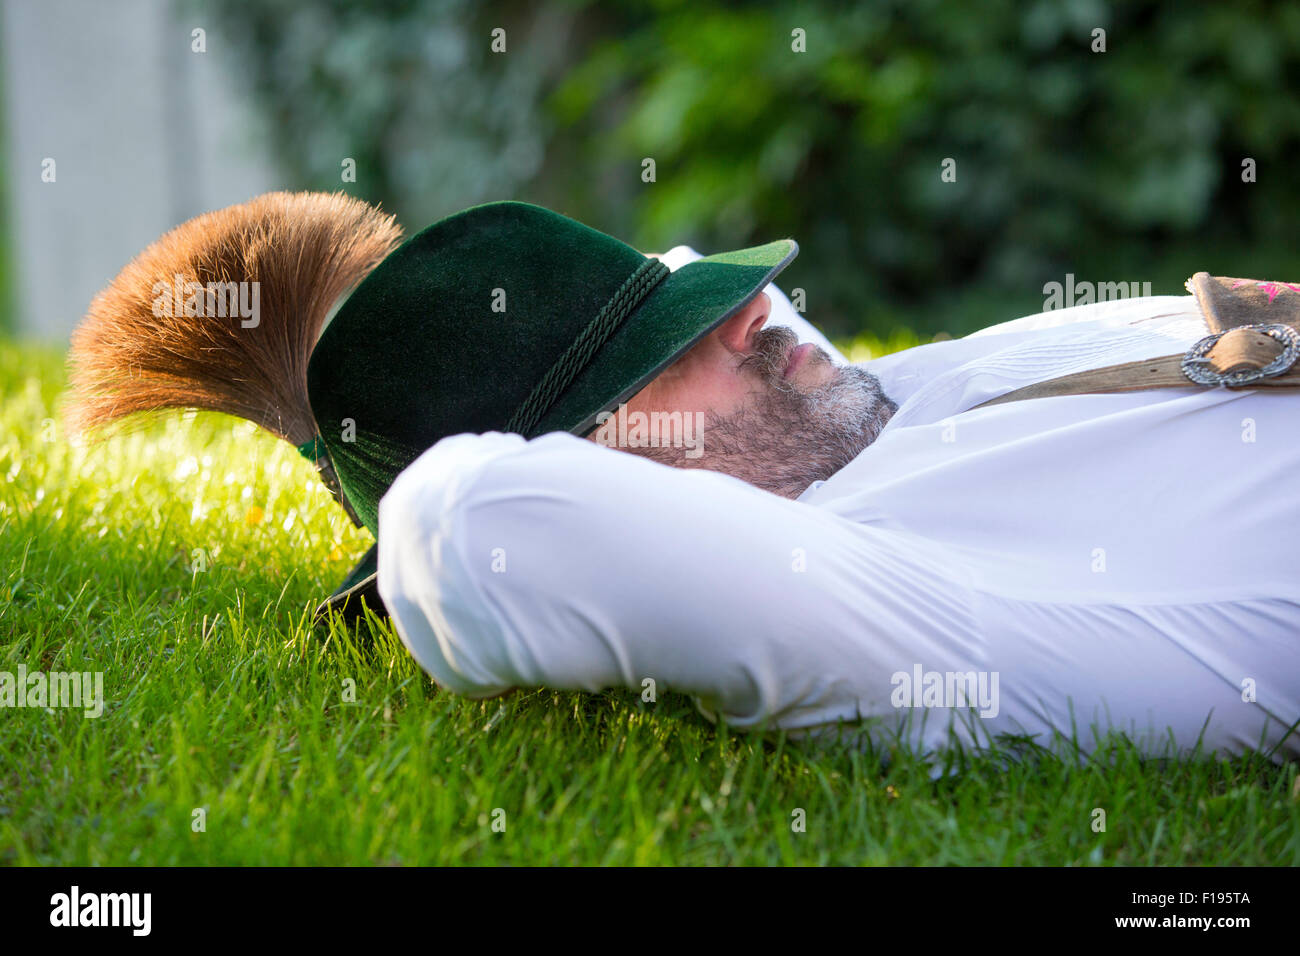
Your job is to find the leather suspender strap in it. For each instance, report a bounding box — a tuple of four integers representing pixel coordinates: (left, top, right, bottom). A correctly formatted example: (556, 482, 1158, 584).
(974, 273, 1300, 410)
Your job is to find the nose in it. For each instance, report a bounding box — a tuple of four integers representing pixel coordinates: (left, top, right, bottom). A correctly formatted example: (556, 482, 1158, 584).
(716, 292, 771, 355)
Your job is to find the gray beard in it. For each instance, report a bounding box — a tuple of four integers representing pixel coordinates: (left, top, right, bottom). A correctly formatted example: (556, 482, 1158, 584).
(634, 326, 897, 498)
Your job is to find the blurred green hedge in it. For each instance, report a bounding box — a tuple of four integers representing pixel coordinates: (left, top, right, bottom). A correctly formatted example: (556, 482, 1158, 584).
(207, 0, 1300, 339)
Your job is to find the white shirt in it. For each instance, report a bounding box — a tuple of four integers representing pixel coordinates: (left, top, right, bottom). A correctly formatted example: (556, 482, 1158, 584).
(376, 267, 1300, 762)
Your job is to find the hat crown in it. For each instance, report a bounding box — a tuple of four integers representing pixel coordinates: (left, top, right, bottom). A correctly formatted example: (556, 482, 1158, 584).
(306, 201, 650, 532)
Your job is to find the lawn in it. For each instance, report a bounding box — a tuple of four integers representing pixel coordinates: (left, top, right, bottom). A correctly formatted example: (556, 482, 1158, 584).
(1, 338, 1297, 865)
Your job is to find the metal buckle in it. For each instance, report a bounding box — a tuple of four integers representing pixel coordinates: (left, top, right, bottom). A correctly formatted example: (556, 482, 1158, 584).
(1181, 322, 1300, 387)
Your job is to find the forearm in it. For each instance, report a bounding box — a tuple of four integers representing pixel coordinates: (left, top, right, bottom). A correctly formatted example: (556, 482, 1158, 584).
(376, 431, 978, 728)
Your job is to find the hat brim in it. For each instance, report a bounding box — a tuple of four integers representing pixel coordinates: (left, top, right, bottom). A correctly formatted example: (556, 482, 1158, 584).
(314, 543, 384, 625)
(315, 237, 798, 627)
(534, 238, 799, 436)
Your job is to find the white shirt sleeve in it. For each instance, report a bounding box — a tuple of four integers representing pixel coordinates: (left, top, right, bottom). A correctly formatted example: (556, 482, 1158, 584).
(376, 430, 980, 731)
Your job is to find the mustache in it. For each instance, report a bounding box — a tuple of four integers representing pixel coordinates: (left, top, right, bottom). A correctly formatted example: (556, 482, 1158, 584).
(739, 326, 802, 384)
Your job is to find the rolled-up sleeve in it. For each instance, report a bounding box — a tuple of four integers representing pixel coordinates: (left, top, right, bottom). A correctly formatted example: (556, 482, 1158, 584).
(376, 431, 979, 730)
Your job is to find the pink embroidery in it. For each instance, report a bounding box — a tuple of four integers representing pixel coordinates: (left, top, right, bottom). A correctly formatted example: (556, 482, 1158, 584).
(1228, 279, 1300, 303)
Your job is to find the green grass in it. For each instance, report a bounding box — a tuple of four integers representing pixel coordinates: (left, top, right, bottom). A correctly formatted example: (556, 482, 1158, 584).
(1, 338, 1298, 865)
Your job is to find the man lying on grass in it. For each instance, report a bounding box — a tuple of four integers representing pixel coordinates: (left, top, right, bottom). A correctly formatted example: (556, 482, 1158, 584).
(68, 192, 1300, 764)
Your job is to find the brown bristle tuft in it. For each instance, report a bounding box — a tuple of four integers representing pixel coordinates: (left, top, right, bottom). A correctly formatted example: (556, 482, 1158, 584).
(65, 190, 403, 447)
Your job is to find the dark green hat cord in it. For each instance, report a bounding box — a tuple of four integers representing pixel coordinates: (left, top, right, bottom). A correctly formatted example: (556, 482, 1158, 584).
(505, 257, 670, 437)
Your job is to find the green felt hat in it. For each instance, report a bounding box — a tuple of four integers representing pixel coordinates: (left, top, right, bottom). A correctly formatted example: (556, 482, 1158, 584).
(305, 200, 797, 622)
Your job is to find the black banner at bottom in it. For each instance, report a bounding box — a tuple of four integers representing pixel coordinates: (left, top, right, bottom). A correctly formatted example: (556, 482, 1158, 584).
(0, 864, 1287, 942)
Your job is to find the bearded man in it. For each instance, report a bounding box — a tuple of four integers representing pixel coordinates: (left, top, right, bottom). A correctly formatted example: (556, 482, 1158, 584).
(69, 192, 1300, 762)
